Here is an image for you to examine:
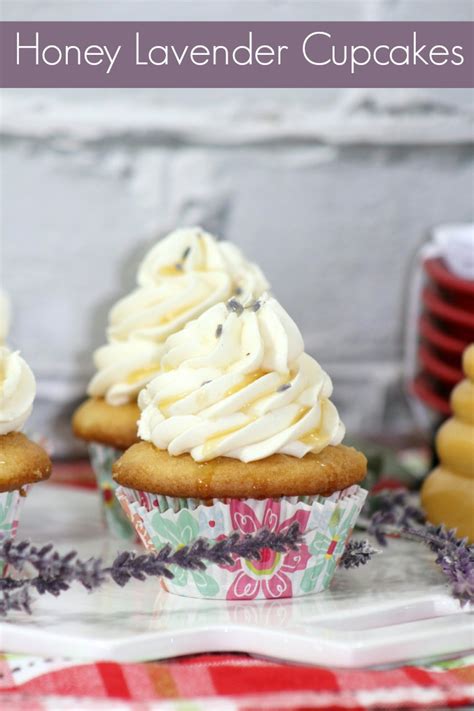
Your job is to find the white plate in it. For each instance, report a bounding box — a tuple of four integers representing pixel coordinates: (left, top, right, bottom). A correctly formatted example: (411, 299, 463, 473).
(0, 484, 472, 668)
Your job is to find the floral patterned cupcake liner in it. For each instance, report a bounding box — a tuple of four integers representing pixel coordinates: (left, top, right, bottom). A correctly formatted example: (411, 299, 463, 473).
(115, 484, 367, 600)
(88, 443, 136, 540)
(0, 488, 28, 576)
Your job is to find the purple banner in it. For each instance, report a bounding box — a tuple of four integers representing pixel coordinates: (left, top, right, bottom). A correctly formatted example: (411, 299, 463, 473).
(0, 22, 472, 88)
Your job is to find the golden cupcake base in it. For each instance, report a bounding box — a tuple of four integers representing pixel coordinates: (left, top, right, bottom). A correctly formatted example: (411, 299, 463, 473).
(0, 432, 51, 492)
(72, 397, 140, 450)
(113, 441, 367, 499)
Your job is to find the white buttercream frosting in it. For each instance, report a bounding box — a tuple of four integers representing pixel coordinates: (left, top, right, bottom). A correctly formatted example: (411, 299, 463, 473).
(137, 294, 345, 462)
(88, 341, 164, 407)
(89, 227, 269, 405)
(107, 272, 231, 343)
(137, 227, 269, 298)
(0, 347, 36, 435)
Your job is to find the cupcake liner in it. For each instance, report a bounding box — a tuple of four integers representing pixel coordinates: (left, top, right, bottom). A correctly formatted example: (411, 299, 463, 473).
(88, 443, 135, 540)
(0, 488, 28, 576)
(116, 484, 367, 600)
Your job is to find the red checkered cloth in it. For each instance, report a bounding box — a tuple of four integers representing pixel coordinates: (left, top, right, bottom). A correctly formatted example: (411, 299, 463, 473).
(0, 653, 473, 709)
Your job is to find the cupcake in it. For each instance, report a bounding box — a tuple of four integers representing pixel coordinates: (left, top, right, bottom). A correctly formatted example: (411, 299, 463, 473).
(0, 346, 51, 569)
(73, 227, 269, 538)
(113, 294, 367, 600)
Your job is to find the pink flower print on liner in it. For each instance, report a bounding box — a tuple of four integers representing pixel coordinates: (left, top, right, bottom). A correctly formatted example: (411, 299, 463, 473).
(224, 499, 311, 600)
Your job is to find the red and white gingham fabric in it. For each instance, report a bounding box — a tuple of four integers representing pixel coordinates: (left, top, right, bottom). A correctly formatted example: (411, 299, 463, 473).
(0, 652, 473, 709)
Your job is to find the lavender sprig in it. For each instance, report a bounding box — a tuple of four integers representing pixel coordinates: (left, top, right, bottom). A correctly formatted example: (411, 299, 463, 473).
(0, 523, 303, 615)
(109, 525, 302, 587)
(0, 540, 107, 595)
(368, 490, 474, 607)
(398, 524, 474, 607)
(368, 490, 426, 546)
(340, 539, 379, 569)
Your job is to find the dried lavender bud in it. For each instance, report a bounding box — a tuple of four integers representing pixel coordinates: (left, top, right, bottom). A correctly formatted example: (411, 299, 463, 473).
(215, 324, 223, 338)
(226, 298, 244, 316)
(234, 287, 243, 296)
(248, 300, 261, 312)
(340, 540, 378, 569)
(424, 524, 463, 554)
(0, 587, 32, 616)
(277, 384, 291, 393)
(174, 262, 183, 272)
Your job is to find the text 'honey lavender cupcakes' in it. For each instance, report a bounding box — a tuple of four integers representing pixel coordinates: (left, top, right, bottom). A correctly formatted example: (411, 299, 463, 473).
(0, 347, 51, 571)
(113, 294, 367, 600)
(73, 227, 269, 538)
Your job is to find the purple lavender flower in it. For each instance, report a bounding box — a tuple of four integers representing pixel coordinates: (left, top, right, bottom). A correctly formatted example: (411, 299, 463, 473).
(340, 540, 378, 569)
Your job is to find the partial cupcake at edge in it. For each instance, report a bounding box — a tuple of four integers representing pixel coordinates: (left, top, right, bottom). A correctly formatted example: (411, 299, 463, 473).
(72, 227, 269, 538)
(113, 292, 368, 600)
(0, 296, 52, 562)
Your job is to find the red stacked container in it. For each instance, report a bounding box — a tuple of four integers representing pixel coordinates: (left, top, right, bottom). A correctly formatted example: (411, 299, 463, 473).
(413, 256, 474, 415)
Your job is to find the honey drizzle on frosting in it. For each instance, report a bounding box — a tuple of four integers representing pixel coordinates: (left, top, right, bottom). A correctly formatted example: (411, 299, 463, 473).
(202, 418, 256, 459)
(224, 370, 267, 398)
(240, 373, 293, 415)
(158, 264, 183, 277)
(299, 399, 330, 447)
(158, 370, 292, 420)
(202, 389, 308, 460)
(157, 392, 192, 417)
(291, 406, 311, 425)
(126, 363, 161, 384)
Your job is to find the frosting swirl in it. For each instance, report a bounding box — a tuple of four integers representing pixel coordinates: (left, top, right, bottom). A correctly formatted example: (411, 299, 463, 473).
(107, 272, 231, 343)
(89, 227, 269, 405)
(88, 340, 164, 406)
(137, 227, 269, 298)
(0, 347, 36, 435)
(138, 295, 345, 462)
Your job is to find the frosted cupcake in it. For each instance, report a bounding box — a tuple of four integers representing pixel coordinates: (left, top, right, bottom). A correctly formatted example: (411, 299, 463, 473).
(73, 227, 269, 537)
(113, 294, 367, 600)
(0, 347, 51, 568)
